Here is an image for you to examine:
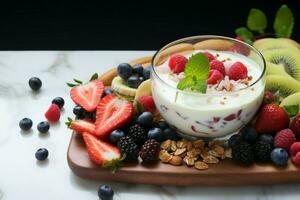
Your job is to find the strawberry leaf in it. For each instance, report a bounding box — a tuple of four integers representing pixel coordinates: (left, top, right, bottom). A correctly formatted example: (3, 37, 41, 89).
(90, 73, 99, 81)
(274, 5, 294, 38)
(283, 105, 299, 118)
(103, 154, 126, 174)
(73, 78, 83, 84)
(235, 27, 254, 44)
(65, 117, 73, 128)
(66, 82, 78, 87)
(247, 8, 267, 34)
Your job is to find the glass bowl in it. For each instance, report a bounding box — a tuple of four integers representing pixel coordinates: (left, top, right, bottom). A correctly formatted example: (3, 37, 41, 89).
(151, 35, 266, 139)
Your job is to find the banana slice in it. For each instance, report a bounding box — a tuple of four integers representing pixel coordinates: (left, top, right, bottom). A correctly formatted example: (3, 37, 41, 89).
(135, 79, 152, 100)
(111, 76, 136, 100)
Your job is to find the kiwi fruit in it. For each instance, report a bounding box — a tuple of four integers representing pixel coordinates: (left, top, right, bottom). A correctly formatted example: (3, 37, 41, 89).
(253, 38, 299, 52)
(262, 48, 300, 81)
(266, 75, 300, 98)
(280, 92, 300, 107)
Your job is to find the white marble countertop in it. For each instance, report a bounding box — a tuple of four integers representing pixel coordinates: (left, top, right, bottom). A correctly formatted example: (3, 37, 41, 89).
(0, 51, 299, 200)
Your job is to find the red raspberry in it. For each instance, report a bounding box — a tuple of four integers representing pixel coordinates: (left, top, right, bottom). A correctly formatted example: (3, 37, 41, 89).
(168, 54, 188, 73)
(263, 91, 275, 105)
(45, 104, 61, 122)
(290, 142, 300, 165)
(290, 114, 300, 140)
(138, 96, 157, 113)
(210, 60, 225, 76)
(207, 70, 224, 85)
(274, 129, 296, 150)
(204, 52, 215, 62)
(228, 62, 248, 81)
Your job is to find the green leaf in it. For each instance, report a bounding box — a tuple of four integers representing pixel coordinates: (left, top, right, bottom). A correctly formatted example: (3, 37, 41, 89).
(73, 78, 83, 84)
(184, 53, 210, 80)
(247, 8, 267, 33)
(90, 73, 98, 81)
(283, 105, 299, 118)
(235, 27, 254, 44)
(177, 75, 195, 90)
(192, 80, 207, 93)
(66, 82, 78, 87)
(274, 5, 294, 38)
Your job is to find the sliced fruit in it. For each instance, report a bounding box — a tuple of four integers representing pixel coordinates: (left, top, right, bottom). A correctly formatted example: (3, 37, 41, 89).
(265, 75, 300, 98)
(253, 38, 299, 52)
(262, 48, 300, 81)
(82, 133, 122, 168)
(265, 61, 290, 76)
(66, 117, 96, 135)
(135, 79, 151, 100)
(111, 76, 136, 100)
(280, 92, 300, 108)
(70, 80, 104, 112)
(95, 95, 133, 138)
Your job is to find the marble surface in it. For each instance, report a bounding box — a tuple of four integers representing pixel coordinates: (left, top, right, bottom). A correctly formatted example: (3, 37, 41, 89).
(0, 51, 300, 200)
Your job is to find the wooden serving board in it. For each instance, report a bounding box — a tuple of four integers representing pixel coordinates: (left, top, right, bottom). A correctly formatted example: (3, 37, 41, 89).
(67, 52, 300, 186)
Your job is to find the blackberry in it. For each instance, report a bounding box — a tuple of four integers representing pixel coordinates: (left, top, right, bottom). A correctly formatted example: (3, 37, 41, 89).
(128, 124, 147, 145)
(139, 139, 160, 163)
(232, 142, 254, 165)
(254, 141, 272, 162)
(117, 136, 139, 160)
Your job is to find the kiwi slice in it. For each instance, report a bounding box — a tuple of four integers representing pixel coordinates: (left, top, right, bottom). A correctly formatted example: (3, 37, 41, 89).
(266, 75, 300, 98)
(262, 48, 300, 81)
(280, 92, 300, 107)
(253, 38, 299, 52)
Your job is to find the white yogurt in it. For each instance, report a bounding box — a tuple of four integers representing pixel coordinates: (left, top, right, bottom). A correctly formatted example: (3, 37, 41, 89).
(151, 50, 265, 138)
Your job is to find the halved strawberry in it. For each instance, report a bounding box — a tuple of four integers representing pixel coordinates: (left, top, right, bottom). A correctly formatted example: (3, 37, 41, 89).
(82, 132, 123, 172)
(95, 94, 133, 138)
(70, 80, 104, 112)
(66, 117, 96, 135)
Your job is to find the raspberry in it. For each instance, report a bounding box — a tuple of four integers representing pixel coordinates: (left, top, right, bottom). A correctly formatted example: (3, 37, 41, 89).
(290, 114, 300, 140)
(168, 54, 188, 73)
(228, 62, 248, 81)
(274, 129, 296, 150)
(207, 70, 224, 85)
(45, 104, 61, 122)
(204, 52, 215, 62)
(263, 91, 275, 105)
(138, 96, 157, 113)
(290, 142, 300, 165)
(210, 60, 225, 76)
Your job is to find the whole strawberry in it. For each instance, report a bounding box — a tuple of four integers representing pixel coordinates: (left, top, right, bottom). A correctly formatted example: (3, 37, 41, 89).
(255, 103, 289, 134)
(290, 114, 300, 140)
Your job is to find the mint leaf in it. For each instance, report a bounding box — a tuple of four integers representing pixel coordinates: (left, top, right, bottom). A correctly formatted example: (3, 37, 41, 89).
(247, 8, 267, 33)
(284, 105, 299, 118)
(185, 53, 209, 80)
(235, 27, 254, 44)
(192, 80, 207, 93)
(177, 75, 194, 90)
(274, 5, 294, 38)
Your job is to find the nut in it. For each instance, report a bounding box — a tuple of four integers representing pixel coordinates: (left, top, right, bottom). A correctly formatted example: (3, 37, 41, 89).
(213, 145, 225, 155)
(174, 148, 187, 156)
(183, 156, 196, 166)
(208, 140, 224, 148)
(169, 156, 183, 166)
(177, 139, 187, 148)
(187, 148, 201, 157)
(225, 148, 232, 158)
(161, 140, 172, 151)
(203, 155, 219, 164)
(193, 139, 205, 149)
(194, 161, 209, 170)
(159, 150, 172, 163)
(171, 141, 177, 151)
(187, 141, 193, 151)
(208, 150, 219, 157)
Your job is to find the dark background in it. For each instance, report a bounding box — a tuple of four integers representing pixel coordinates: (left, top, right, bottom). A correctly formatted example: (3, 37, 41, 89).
(0, 0, 299, 50)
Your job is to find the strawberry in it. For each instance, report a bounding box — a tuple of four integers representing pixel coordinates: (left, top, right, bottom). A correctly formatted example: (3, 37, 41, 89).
(137, 96, 157, 113)
(210, 60, 225, 76)
(207, 70, 224, 85)
(255, 103, 289, 134)
(263, 91, 275, 105)
(168, 54, 188, 73)
(290, 114, 300, 140)
(66, 117, 96, 135)
(70, 80, 104, 112)
(95, 94, 133, 138)
(45, 104, 61, 122)
(228, 62, 248, 81)
(82, 133, 123, 171)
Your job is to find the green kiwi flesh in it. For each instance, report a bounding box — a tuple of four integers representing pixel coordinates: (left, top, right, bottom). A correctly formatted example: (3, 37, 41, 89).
(266, 75, 300, 98)
(280, 92, 300, 107)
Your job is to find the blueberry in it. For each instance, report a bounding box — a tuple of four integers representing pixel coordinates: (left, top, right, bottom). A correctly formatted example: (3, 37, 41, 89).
(73, 105, 85, 117)
(37, 121, 50, 133)
(143, 67, 151, 80)
(137, 112, 153, 127)
(139, 76, 144, 82)
(228, 134, 242, 148)
(157, 121, 169, 130)
(127, 76, 142, 89)
(103, 88, 113, 96)
(109, 130, 125, 144)
(241, 126, 258, 143)
(258, 134, 274, 145)
(148, 127, 163, 142)
(29, 77, 42, 91)
(117, 63, 133, 79)
(19, 118, 33, 131)
(98, 185, 114, 200)
(52, 97, 65, 109)
(163, 128, 180, 141)
(271, 148, 289, 166)
(132, 64, 144, 76)
(35, 148, 49, 161)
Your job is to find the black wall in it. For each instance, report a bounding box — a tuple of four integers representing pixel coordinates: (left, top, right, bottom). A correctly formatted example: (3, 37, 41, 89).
(0, 0, 299, 50)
